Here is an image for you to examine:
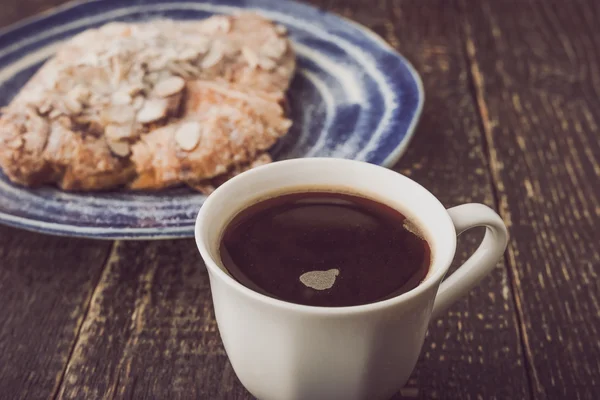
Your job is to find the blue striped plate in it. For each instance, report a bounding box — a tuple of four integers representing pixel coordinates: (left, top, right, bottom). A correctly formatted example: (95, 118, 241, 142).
(0, 0, 423, 239)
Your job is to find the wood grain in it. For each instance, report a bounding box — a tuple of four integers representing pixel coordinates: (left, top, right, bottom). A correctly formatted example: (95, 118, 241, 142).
(0, 3, 113, 400)
(373, 0, 531, 398)
(460, 0, 600, 398)
(56, 240, 246, 399)
(0, 226, 111, 399)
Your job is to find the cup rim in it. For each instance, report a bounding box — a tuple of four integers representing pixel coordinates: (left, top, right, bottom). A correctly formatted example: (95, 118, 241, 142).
(195, 158, 456, 315)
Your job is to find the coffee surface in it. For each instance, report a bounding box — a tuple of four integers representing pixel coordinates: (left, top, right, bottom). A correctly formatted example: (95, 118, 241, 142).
(219, 191, 431, 307)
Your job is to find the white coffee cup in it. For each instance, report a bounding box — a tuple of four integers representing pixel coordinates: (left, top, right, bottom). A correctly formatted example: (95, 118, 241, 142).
(195, 158, 508, 400)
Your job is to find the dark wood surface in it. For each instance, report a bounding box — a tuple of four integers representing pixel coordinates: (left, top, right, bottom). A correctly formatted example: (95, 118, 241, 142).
(0, 0, 598, 399)
(461, 1, 600, 398)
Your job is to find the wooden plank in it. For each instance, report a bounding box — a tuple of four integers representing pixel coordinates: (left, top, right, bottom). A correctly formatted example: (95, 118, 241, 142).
(372, 0, 531, 398)
(460, 0, 600, 398)
(57, 240, 245, 399)
(56, 1, 530, 399)
(0, 226, 111, 399)
(0, 1, 112, 399)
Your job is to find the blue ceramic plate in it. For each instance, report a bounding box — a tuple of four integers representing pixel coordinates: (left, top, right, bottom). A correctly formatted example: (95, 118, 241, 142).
(0, 0, 423, 239)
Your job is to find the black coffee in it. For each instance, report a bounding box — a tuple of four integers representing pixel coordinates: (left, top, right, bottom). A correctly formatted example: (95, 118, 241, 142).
(219, 191, 431, 307)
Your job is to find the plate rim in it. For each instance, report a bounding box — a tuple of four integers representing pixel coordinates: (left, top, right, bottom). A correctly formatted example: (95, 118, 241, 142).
(0, 0, 424, 240)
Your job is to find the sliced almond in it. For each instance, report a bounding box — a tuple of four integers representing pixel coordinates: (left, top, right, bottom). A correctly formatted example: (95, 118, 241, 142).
(196, 39, 211, 55)
(179, 62, 200, 76)
(68, 85, 91, 103)
(241, 46, 259, 69)
(132, 96, 145, 110)
(251, 153, 272, 167)
(178, 48, 200, 61)
(279, 118, 293, 131)
(214, 164, 227, 175)
(222, 41, 240, 57)
(122, 82, 144, 96)
(105, 124, 135, 140)
(77, 53, 101, 67)
(107, 139, 130, 157)
(111, 91, 132, 105)
(201, 16, 231, 34)
(56, 115, 73, 129)
(148, 56, 169, 72)
(257, 57, 277, 71)
(153, 76, 185, 97)
(145, 72, 160, 85)
(38, 101, 53, 115)
(167, 62, 193, 79)
(201, 45, 224, 69)
(103, 105, 135, 124)
(136, 98, 168, 123)
(63, 96, 83, 114)
(261, 37, 287, 60)
(89, 93, 109, 108)
(175, 121, 202, 151)
(180, 35, 210, 55)
(49, 109, 63, 119)
(218, 17, 232, 33)
(7, 137, 24, 149)
(275, 24, 287, 35)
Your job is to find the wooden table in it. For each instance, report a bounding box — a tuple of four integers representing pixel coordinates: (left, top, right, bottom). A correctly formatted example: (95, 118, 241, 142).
(1, 0, 599, 398)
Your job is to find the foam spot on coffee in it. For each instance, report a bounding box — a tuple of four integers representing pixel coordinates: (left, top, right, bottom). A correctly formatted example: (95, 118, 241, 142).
(403, 219, 424, 239)
(299, 269, 340, 290)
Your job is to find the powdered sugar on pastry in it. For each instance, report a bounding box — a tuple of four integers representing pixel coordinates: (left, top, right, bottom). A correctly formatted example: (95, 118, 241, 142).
(0, 13, 295, 191)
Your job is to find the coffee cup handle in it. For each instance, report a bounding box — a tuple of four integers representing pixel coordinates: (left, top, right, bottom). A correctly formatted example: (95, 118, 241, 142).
(431, 204, 509, 319)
